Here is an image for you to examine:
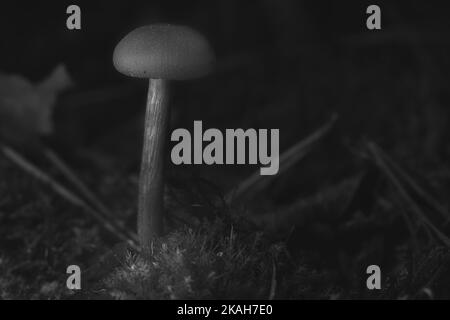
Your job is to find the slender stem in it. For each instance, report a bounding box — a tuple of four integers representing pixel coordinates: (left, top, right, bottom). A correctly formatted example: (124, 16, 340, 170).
(138, 79, 169, 247)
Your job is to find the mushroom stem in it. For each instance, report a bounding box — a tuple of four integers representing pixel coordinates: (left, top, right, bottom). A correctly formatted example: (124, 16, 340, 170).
(138, 78, 168, 246)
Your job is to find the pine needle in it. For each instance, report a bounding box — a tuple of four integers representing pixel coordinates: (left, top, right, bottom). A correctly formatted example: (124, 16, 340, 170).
(367, 142, 450, 248)
(227, 114, 338, 203)
(1, 144, 138, 250)
(43, 147, 115, 223)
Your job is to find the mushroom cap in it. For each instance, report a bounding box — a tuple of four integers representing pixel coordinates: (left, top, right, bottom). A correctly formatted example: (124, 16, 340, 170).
(113, 24, 215, 80)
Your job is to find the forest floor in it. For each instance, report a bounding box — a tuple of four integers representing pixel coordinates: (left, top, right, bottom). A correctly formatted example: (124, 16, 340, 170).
(1, 3, 450, 299)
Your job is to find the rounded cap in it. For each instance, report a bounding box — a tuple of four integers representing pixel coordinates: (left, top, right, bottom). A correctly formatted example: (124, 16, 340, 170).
(113, 24, 215, 80)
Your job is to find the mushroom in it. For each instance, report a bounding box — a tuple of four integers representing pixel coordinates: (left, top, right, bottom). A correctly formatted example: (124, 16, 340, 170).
(113, 24, 214, 247)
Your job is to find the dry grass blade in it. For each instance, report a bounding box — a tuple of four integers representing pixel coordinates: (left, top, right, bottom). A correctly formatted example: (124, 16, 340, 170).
(0, 144, 138, 250)
(226, 114, 338, 203)
(367, 142, 450, 247)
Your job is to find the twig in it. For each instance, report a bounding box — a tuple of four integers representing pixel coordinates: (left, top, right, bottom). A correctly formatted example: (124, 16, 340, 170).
(226, 114, 338, 203)
(0, 144, 138, 250)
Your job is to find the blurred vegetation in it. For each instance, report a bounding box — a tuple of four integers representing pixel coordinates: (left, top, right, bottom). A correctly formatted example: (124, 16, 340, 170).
(0, 0, 450, 299)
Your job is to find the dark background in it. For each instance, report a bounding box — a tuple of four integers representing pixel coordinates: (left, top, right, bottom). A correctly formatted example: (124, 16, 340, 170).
(2, 0, 448, 192)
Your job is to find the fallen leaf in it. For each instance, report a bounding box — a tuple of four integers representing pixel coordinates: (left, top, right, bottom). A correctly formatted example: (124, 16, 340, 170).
(0, 64, 73, 144)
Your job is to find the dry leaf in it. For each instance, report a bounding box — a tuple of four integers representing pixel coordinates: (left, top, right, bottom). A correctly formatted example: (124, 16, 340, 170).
(0, 64, 73, 143)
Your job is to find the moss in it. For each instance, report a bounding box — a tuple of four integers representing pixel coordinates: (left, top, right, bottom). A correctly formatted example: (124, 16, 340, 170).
(103, 219, 288, 299)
